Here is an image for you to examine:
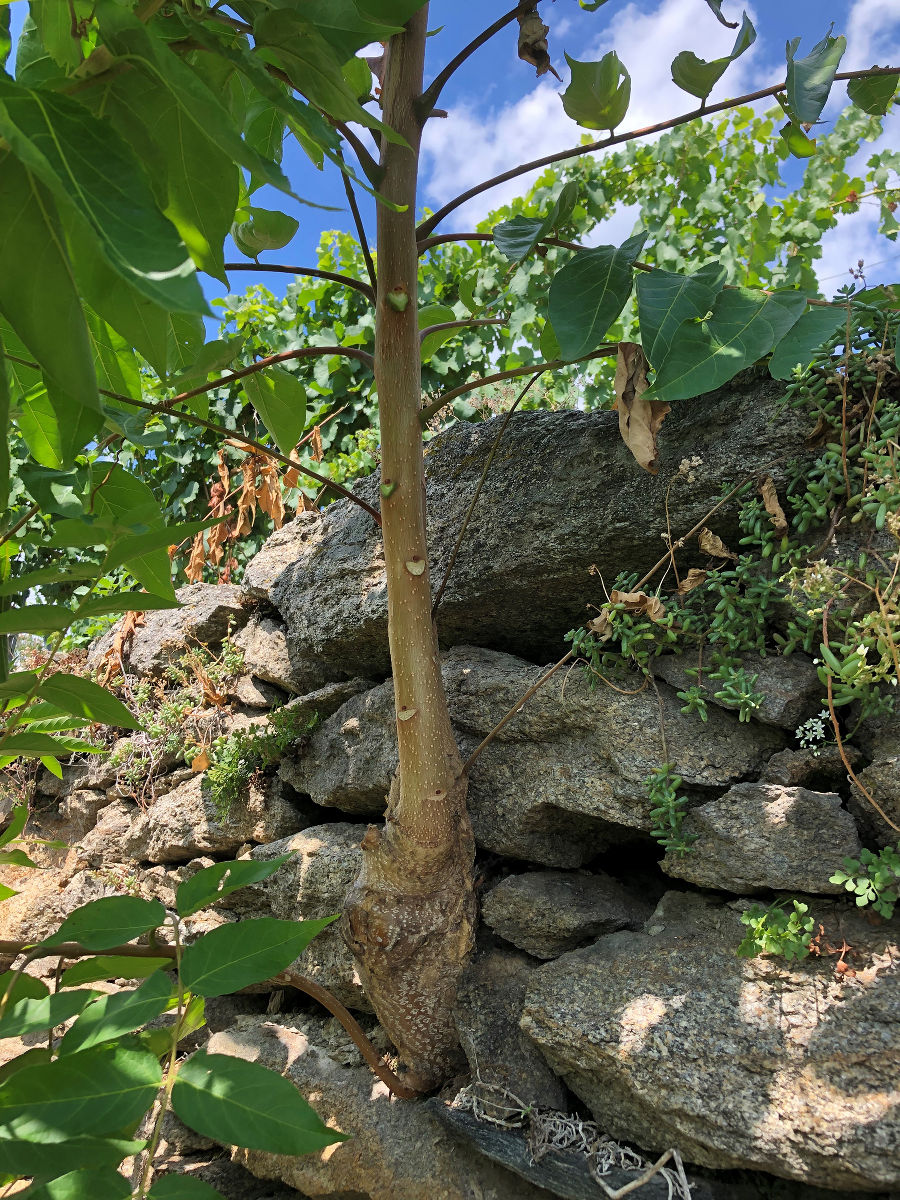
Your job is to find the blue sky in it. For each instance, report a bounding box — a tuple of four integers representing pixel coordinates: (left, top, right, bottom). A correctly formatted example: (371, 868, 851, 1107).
(7, 0, 900, 308)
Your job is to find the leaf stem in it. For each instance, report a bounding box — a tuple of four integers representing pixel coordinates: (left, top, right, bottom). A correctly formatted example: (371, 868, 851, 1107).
(223, 262, 375, 302)
(337, 148, 377, 294)
(417, 3, 533, 114)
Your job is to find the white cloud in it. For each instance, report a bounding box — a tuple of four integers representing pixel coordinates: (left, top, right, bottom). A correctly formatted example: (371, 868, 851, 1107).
(420, 0, 764, 231)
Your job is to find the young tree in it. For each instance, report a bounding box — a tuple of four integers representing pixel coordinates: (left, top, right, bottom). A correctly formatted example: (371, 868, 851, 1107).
(1, 0, 898, 1091)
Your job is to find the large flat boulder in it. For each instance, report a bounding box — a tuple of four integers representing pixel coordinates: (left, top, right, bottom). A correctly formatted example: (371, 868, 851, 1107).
(280, 646, 783, 866)
(246, 373, 812, 674)
(522, 890, 900, 1191)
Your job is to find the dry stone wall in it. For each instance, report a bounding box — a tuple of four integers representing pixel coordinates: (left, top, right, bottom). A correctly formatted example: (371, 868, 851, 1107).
(4, 381, 900, 1200)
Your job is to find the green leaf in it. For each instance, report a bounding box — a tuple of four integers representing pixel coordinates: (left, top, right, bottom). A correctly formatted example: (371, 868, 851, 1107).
(59, 956, 172, 989)
(0, 849, 38, 868)
(0, 970, 49, 1004)
(32, 0, 83, 71)
(0, 804, 28, 848)
(561, 51, 631, 131)
(0, 991, 98, 1041)
(241, 367, 307, 457)
(39, 755, 62, 779)
(785, 29, 847, 124)
(779, 119, 817, 159)
(84, 309, 142, 400)
(89, 464, 173, 599)
(37, 674, 142, 731)
(176, 856, 293, 918)
(103, 518, 226, 573)
(702, 0, 738, 26)
(170, 341, 243, 392)
(42, 897, 167, 952)
(649, 289, 806, 402)
(492, 184, 577, 263)
(0, 157, 98, 418)
(18, 465, 86, 519)
(0, 1044, 161, 1139)
(0, 606, 71, 635)
(16, 386, 102, 472)
(76, 594, 181, 618)
(0, 5, 9, 70)
(232, 208, 299, 258)
(418, 303, 457, 362)
(18, 1166, 132, 1200)
(768, 304, 847, 378)
(0, 1135, 144, 1180)
(254, 9, 406, 146)
(0, 77, 207, 316)
(635, 262, 727, 368)
(59, 972, 174, 1056)
(0, 330, 9, 512)
(85, 67, 238, 285)
(0, 732, 66, 759)
(0, 673, 38, 701)
(180, 917, 336, 997)
(148, 1177, 225, 1200)
(548, 231, 647, 359)
(172, 1049, 345, 1154)
(96, 0, 293, 198)
(671, 13, 756, 101)
(847, 72, 899, 116)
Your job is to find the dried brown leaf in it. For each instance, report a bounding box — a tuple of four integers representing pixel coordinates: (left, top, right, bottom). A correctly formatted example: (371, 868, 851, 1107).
(609, 589, 667, 622)
(96, 610, 145, 687)
(517, 10, 560, 79)
(235, 459, 258, 537)
(310, 426, 323, 463)
(614, 342, 670, 475)
(191, 750, 211, 772)
(258, 460, 285, 530)
(699, 527, 738, 560)
(185, 531, 207, 584)
(759, 474, 788, 537)
(676, 568, 708, 595)
(283, 465, 299, 489)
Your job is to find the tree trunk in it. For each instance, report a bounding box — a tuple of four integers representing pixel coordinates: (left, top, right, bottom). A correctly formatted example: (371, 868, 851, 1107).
(340, 5, 476, 1094)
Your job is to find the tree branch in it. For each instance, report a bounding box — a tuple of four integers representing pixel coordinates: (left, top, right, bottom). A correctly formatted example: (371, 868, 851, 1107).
(333, 120, 382, 186)
(338, 148, 378, 294)
(159, 346, 374, 412)
(419, 346, 618, 423)
(416, 65, 900, 240)
(419, 318, 506, 342)
(417, 231, 583, 255)
(417, 3, 532, 115)
(224, 261, 375, 302)
(106, 391, 383, 526)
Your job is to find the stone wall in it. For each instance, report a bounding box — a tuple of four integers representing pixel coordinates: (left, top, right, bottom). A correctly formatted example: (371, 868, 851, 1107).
(4, 380, 900, 1200)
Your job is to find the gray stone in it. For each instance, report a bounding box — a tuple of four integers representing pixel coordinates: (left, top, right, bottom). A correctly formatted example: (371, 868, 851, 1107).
(481, 870, 652, 959)
(58, 788, 112, 835)
(522, 890, 900, 1191)
(123, 773, 302, 864)
(661, 783, 861, 894)
(284, 646, 783, 866)
(87, 583, 248, 679)
(234, 614, 341, 695)
(250, 379, 813, 675)
(35, 760, 90, 797)
(853, 755, 900, 849)
(453, 945, 569, 1109)
(761, 743, 861, 790)
(223, 824, 371, 1012)
(207, 1015, 550, 1200)
(429, 1102, 720, 1200)
(76, 800, 140, 868)
(230, 674, 287, 709)
(651, 652, 822, 730)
